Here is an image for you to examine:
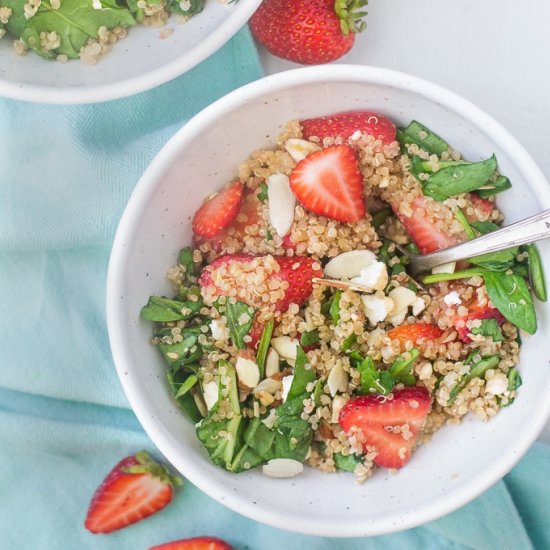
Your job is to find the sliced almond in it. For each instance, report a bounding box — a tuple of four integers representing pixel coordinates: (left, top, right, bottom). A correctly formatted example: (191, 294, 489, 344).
(431, 261, 456, 275)
(281, 374, 294, 402)
(270, 336, 299, 361)
(327, 360, 349, 397)
(265, 348, 280, 378)
(253, 377, 282, 396)
(284, 138, 321, 162)
(267, 173, 295, 237)
(235, 355, 260, 389)
(261, 409, 278, 429)
(202, 380, 219, 411)
(362, 294, 394, 325)
(412, 296, 427, 316)
(262, 458, 304, 478)
(331, 395, 348, 423)
(351, 261, 388, 291)
(323, 250, 376, 279)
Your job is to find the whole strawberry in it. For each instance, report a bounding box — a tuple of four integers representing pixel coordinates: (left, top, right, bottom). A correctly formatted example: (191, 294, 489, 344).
(249, 0, 368, 64)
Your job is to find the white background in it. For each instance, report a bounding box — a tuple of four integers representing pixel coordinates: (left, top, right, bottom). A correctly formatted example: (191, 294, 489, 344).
(257, 0, 550, 443)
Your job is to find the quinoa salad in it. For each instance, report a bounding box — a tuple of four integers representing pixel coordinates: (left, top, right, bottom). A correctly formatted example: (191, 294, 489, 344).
(141, 111, 546, 482)
(0, 0, 228, 64)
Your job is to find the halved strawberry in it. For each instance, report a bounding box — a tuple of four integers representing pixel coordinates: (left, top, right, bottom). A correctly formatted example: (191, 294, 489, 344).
(192, 181, 244, 238)
(392, 196, 459, 254)
(339, 387, 431, 469)
(198, 254, 322, 314)
(387, 323, 443, 351)
(194, 191, 260, 251)
(149, 536, 233, 550)
(289, 145, 365, 222)
(85, 451, 181, 534)
(301, 111, 396, 145)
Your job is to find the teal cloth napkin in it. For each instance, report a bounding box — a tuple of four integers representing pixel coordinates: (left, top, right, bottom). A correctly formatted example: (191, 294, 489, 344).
(0, 27, 548, 549)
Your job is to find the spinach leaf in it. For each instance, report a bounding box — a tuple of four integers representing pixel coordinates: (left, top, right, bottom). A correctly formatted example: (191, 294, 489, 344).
(4, 0, 135, 59)
(166, 369, 203, 423)
(141, 295, 202, 322)
(501, 368, 522, 407)
(371, 207, 392, 229)
(300, 329, 320, 347)
(225, 301, 255, 349)
(448, 355, 500, 404)
(174, 373, 198, 398)
(471, 221, 500, 235)
(470, 247, 518, 272)
(341, 333, 357, 352)
(455, 208, 477, 239)
(357, 356, 394, 395)
(287, 346, 316, 401)
(257, 182, 269, 203)
(527, 244, 547, 302)
(159, 334, 202, 368)
(422, 155, 497, 201)
(484, 272, 537, 334)
(333, 452, 362, 472)
(256, 318, 274, 378)
(329, 290, 342, 325)
(228, 444, 264, 473)
(475, 175, 512, 199)
(410, 155, 466, 178)
(178, 247, 198, 279)
(470, 318, 504, 342)
(389, 348, 420, 385)
(397, 120, 449, 155)
(166, 0, 205, 16)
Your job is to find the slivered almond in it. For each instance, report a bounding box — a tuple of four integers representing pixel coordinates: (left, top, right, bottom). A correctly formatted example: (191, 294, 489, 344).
(253, 377, 282, 396)
(270, 336, 299, 361)
(267, 173, 295, 237)
(323, 250, 376, 279)
(431, 261, 456, 275)
(262, 458, 304, 478)
(284, 138, 321, 162)
(235, 355, 260, 389)
(265, 348, 280, 377)
(327, 361, 348, 397)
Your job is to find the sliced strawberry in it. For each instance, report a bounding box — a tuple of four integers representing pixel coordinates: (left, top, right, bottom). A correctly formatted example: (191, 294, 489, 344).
(246, 312, 266, 351)
(289, 145, 365, 222)
(392, 196, 459, 254)
(282, 233, 297, 250)
(192, 181, 244, 239)
(301, 111, 396, 145)
(387, 323, 444, 351)
(199, 254, 322, 315)
(149, 536, 233, 550)
(85, 451, 181, 534)
(339, 387, 431, 469)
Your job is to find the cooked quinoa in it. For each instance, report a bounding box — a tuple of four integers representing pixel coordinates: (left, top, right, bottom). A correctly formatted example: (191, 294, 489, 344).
(142, 114, 542, 482)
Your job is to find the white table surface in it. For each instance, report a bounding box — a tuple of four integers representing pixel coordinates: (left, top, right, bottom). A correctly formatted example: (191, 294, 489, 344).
(257, 0, 550, 444)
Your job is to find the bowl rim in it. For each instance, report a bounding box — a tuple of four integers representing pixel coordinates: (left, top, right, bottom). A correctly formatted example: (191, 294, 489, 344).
(0, 0, 262, 105)
(107, 64, 550, 537)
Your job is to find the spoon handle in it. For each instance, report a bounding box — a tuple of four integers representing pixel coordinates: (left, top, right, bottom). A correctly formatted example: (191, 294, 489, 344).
(411, 209, 550, 274)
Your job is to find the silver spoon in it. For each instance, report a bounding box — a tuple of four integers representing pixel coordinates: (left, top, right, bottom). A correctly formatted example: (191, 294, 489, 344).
(399, 209, 550, 276)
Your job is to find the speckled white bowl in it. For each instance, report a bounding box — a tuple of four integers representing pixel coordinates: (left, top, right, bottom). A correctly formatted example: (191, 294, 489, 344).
(107, 65, 550, 537)
(0, 0, 261, 104)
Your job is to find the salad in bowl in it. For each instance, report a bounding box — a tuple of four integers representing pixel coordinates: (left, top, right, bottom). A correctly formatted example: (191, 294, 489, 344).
(140, 110, 546, 481)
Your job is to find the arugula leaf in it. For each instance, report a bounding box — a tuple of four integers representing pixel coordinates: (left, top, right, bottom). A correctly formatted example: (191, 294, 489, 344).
(475, 175, 512, 199)
(422, 155, 498, 201)
(256, 318, 274, 378)
(484, 272, 537, 334)
(333, 452, 362, 472)
(4, 0, 136, 59)
(224, 301, 255, 349)
(287, 346, 316, 401)
(448, 355, 500, 404)
(141, 295, 202, 322)
(527, 244, 547, 302)
(300, 329, 320, 347)
(470, 318, 504, 342)
(397, 120, 449, 155)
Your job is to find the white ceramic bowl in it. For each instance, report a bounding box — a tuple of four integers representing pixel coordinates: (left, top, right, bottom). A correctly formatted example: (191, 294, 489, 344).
(0, 0, 261, 104)
(107, 65, 550, 537)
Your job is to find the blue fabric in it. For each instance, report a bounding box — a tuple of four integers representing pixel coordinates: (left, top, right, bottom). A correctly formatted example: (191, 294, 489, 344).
(0, 26, 548, 549)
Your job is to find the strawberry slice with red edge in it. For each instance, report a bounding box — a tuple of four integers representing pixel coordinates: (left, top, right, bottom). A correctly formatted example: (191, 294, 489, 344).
(339, 387, 431, 469)
(192, 181, 244, 239)
(467, 193, 494, 221)
(149, 536, 233, 550)
(85, 451, 181, 534)
(289, 145, 365, 222)
(387, 323, 444, 351)
(392, 196, 459, 254)
(301, 111, 396, 145)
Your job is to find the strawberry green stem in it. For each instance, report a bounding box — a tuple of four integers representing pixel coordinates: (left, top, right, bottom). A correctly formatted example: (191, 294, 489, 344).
(334, 0, 369, 36)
